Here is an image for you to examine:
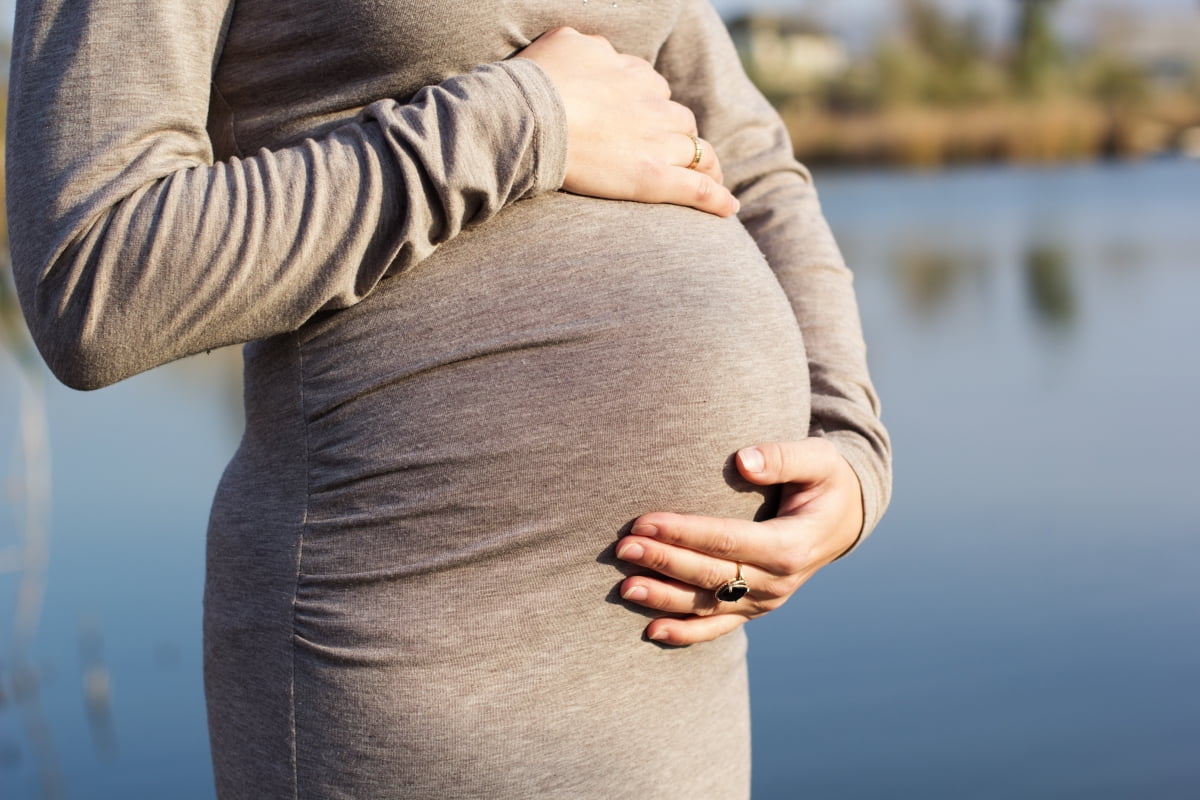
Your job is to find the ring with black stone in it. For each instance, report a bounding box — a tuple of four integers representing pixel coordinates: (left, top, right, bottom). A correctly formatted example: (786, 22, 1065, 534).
(715, 563, 749, 603)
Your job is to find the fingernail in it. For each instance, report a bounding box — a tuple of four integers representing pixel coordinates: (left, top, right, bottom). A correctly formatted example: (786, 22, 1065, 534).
(630, 523, 658, 538)
(622, 584, 648, 602)
(739, 447, 764, 474)
(648, 628, 672, 642)
(616, 542, 644, 561)
(733, 198, 741, 213)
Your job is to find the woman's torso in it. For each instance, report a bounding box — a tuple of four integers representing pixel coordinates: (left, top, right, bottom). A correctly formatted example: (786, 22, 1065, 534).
(204, 2, 812, 797)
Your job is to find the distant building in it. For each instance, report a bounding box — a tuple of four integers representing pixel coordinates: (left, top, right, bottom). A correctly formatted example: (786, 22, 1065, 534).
(728, 14, 849, 93)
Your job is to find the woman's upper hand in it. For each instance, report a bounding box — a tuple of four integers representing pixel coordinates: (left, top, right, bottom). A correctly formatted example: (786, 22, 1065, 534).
(615, 439, 864, 645)
(518, 27, 739, 217)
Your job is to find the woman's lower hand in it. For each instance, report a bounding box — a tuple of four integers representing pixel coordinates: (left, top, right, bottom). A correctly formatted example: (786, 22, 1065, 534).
(616, 439, 865, 645)
(518, 27, 739, 217)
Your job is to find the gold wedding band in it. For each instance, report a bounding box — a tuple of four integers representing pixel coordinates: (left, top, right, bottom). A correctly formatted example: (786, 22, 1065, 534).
(687, 134, 703, 170)
(715, 563, 750, 603)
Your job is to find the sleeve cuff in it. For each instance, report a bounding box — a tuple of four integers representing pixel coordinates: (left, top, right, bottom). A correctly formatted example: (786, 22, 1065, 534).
(823, 431, 893, 558)
(499, 58, 568, 195)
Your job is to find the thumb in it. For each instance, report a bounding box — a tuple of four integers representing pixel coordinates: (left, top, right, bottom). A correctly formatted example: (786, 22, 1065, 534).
(735, 439, 841, 486)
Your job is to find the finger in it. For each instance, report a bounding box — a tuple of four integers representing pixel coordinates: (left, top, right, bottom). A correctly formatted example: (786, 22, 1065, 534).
(656, 124, 718, 179)
(622, 514, 804, 578)
(620, 574, 724, 615)
(697, 138, 725, 185)
(645, 611, 747, 646)
(616, 533, 783, 599)
(679, 134, 723, 184)
(640, 165, 739, 217)
(736, 438, 842, 487)
(628, 513, 816, 582)
(620, 571, 778, 617)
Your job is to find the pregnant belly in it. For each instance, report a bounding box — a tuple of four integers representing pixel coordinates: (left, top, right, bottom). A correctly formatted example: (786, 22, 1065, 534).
(208, 195, 810, 796)
(235, 194, 809, 669)
(286, 194, 811, 581)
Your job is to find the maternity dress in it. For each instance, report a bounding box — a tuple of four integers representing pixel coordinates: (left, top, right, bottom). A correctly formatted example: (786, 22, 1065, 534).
(6, 1, 891, 797)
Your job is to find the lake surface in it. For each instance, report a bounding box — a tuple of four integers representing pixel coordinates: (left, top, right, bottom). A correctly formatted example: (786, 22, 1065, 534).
(2, 159, 1198, 798)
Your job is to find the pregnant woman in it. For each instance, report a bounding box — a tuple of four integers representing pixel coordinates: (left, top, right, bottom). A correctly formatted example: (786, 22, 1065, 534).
(7, 1, 891, 797)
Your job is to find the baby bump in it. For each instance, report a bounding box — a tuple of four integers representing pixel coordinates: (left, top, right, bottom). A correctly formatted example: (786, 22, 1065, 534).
(214, 195, 811, 793)
(292, 195, 809, 572)
(258, 195, 810, 679)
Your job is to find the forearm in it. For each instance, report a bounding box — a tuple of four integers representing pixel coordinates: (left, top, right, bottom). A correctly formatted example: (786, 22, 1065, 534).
(7, 0, 566, 389)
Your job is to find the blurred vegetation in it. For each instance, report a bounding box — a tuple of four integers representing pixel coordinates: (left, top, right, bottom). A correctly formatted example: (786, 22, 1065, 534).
(1012, 0, 1064, 98)
(748, 0, 1200, 167)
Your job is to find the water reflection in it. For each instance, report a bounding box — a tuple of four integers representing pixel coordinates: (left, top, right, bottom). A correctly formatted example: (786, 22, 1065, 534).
(887, 235, 1085, 334)
(8, 665, 64, 800)
(1023, 242, 1076, 330)
(2, 261, 65, 798)
(896, 248, 969, 315)
(79, 618, 117, 760)
(893, 245, 987, 318)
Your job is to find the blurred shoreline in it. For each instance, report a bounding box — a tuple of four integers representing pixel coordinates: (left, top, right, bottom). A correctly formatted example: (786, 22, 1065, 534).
(783, 95, 1200, 169)
(732, 1, 1200, 168)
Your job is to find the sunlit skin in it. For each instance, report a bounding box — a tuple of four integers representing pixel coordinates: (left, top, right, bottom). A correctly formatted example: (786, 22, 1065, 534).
(520, 27, 739, 217)
(617, 439, 865, 645)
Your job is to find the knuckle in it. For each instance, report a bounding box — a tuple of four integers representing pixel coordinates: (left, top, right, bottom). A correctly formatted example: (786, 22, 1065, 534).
(709, 528, 739, 559)
(641, 588, 670, 611)
(676, 105, 697, 132)
(775, 547, 812, 577)
(754, 595, 787, 615)
(761, 573, 800, 599)
(654, 72, 673, 99)
(621, 54, 650, 78)
(701, 562, 735, 592)
(641, 546, 673, 574)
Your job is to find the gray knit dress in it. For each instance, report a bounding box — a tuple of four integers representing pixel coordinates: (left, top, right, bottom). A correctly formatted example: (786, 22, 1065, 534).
(6, 1, 891, 797)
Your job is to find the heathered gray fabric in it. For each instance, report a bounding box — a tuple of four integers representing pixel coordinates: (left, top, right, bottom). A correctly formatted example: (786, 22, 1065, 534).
(7, 1, 892, 798)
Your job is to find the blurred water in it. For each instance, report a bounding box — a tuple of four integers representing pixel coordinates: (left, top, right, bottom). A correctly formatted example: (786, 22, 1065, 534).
(1, 159, 1198, 798)
(751, 159, 1200, 799)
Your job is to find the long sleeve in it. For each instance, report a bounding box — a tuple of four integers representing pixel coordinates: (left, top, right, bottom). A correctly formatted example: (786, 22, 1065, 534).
(6, 0, 567, 390)
(656, 1, 892, 542)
